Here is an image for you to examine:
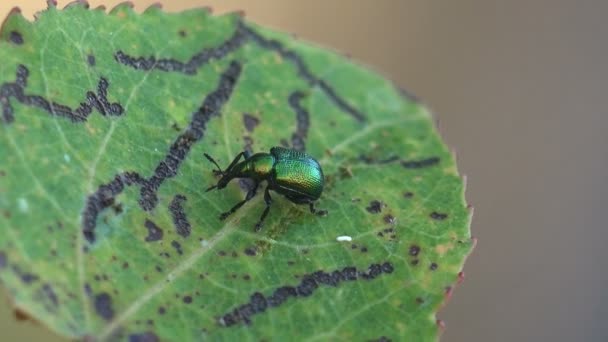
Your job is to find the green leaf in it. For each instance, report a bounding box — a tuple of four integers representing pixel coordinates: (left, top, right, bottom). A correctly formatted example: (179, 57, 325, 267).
(0, 3, 473, 341)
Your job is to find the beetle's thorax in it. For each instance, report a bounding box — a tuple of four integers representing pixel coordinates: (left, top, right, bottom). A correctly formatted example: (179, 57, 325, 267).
(230, 152, 275, 181)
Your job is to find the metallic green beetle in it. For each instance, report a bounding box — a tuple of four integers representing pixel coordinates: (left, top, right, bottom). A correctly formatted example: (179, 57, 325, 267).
(204, 147, 326, 230)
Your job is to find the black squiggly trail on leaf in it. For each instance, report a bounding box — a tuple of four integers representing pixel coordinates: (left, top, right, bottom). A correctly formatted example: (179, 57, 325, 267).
(288, 91, 309, 152)
(401, 157, 440, 169)
(0, 65, 123, 124)
(114, 24, 248, 75)
(218, 262, 394, 327)
(82, 172, 144, 243)
(114, 20, 365, 122)
(137, 61, 242, 211)
(82, 62, 242, 243)
(238, 22, 366, 123)
(169, 194, 191, 238)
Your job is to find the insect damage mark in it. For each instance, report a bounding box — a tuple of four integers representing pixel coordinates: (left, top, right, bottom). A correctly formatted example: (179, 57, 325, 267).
(9, 31, 23, 45)
(40, 283, 59, 309)
(239, 22, 366, 123)
(288, 91, 309, 152)
(94, 292, 114, 321)
(128, 331, 159, 342)
(401, 157, 440, 169)
(0, 64, 123, 124)
(82, 62, 242, 242)
(171, 240, 183, 255)
(114, 24, 247, 75)
(169, 194, 191, 238)
(11, 265, 39, 284)
(82, 172, 144, 243)
(115, 20, 365, 122)
(144, 219, 164, 242)
(430, 211, 448, 220)
(137, 61, 242, 211)
(0, 251, 6, 269)
(218, 262, 394, 327)
(242, 113, 260, 132)
(366, 200, 384, 214)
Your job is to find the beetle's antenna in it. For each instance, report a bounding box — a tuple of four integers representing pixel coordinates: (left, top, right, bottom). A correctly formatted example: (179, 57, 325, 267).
(204, 153, 224, 174)
(205, 184, 218, 192)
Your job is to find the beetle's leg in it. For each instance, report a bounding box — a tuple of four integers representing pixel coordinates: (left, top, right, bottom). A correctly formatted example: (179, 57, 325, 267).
(219, 182, 259, 220)
(309, 202, 328, 216)
(223, 151, 247, 174)
(254, 186, 273, 231)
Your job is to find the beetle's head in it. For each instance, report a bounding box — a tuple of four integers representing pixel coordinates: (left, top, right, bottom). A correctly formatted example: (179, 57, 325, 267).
(204, 153, 232, 192)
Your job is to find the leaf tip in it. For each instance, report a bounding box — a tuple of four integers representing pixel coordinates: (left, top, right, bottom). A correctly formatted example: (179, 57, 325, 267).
(109, 1, 135, 15)
(46, 0, 58, 8)
(143, 3, 163, 14)
(229, 9, 246, 18)
(63, 0, 90, 10)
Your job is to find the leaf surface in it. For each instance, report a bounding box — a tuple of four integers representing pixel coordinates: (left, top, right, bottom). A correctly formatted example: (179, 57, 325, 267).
(0, 3, 473, 341)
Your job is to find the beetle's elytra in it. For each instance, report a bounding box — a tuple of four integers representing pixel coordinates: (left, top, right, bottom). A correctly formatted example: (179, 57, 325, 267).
(204, 147, 326, 231)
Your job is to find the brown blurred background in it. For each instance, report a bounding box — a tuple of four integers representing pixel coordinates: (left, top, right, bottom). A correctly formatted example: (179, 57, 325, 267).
(2, 1, 607, 341)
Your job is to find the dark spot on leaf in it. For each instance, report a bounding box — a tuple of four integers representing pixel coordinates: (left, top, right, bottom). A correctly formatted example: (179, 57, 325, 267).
(11, 265, 39, 284)
(0, 170, 5, 176)
(144, 219, 163, 242)
(401, 157, 440, 169)
(122, 262, 129, 269)
(288, 91, 309, 151)
(430, 263, 438, 271)
(158, 306, 166, 315)
(178, 30, 187, 37)
(242, 136, 254, 154)
(183, 295, 193, 304)
(9, 31, 23, 45)
(430, 211, 448, 220)
(169, 194, 191, 238)
(128, 332, 159, 342)
(87, 54, 96, 66)
(171, 240, 183, 255)
(411, 259, 419, 266)
(409, 245, 420, 256)
(231, 251, 238, 258)
(42, 283, 58, 307)
(351, 244, 358, 249)
(94, 293, 114, 321)
(243, 275, 251, 281)
(155, 265, 163, 273)
(351, 198, 361, 203)
(370, 337, 392, 342)
(416, 297, 424, 304)
(360, 246, 368, 253)
(244, 247, 255, 257)
(242, 113, 260, 132)
(377, 232, 384, 237)
(218, 250, 226, 257)
(383, 214, 395, 224)
(366, 200, 383, 214)
(0, 251, 7, 269)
